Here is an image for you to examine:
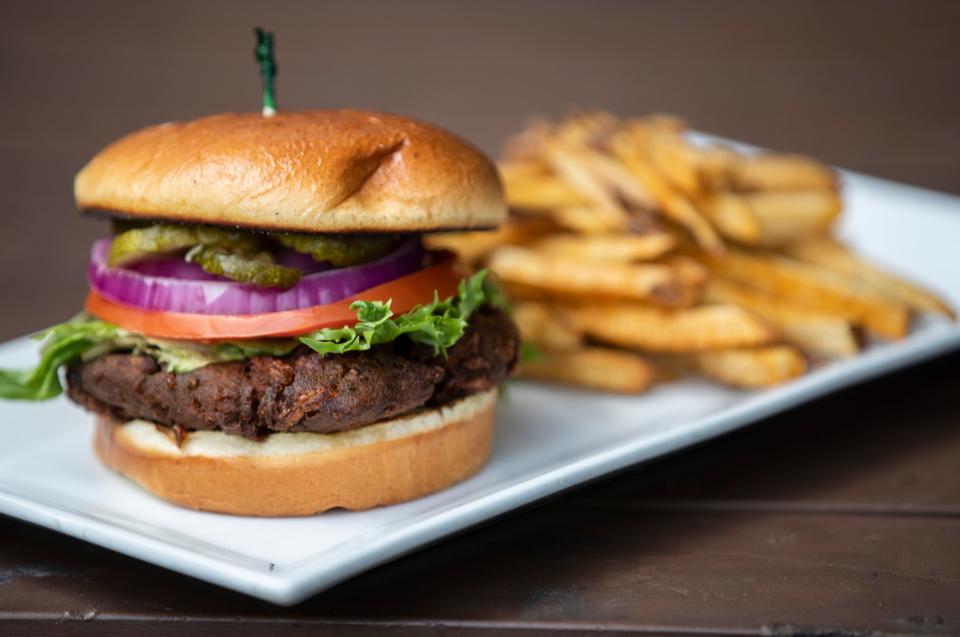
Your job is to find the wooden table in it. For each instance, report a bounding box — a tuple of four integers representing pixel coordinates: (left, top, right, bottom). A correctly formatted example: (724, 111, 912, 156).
(1, 1, 958, 634)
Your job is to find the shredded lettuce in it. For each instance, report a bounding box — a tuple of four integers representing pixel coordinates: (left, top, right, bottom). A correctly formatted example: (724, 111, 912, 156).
(0, 271, 502, 401)
(298, 270, 498, 356)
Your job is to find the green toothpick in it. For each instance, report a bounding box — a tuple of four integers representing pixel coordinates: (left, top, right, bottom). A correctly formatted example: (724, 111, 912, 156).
(254, 28, 277, 117)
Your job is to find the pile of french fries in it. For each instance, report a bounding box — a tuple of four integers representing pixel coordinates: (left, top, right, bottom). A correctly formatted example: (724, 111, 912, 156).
(429, 112, 955, 393)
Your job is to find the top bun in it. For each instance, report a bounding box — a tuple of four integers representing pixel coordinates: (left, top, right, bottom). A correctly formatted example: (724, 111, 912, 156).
(74, 110, 506, 233)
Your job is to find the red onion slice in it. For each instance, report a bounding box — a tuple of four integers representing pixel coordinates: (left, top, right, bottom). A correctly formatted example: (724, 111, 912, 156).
(87, 237, 428, 315)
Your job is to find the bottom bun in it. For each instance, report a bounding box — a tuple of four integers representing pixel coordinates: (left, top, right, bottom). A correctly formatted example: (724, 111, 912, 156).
(95, 390, 496, 516)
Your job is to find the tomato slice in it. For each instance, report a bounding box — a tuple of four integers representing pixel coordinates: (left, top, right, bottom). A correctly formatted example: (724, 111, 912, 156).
(85, 257, 467, 340)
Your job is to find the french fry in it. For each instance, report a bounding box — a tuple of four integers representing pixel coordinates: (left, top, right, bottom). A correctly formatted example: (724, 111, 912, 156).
(691, 346, 807, 388)
(610, 132, 726, 255)
(700, 192, 763, 244)
(535, 232, 675, 262)
(424, 216, 557, 264)
(731, 154, 836, 191)
(570, 303, 778, 352)
(701, 191, 841, 246)
(648, 131, 701, 196)
(488, 246, 689, 306)
(498, 159, 551, 183)
(626, 119, 701, 195)
(693, 145, 738, 191)
(498, 215, 563, 245)
(513, 302, 583, 353)
(745, 190, 842, 245)
(704, 278, 860, 358)
(551, 206, 628, 234)
(707, 250, 909, 339)
(504, 175, 589, 210)
(576, 147, 660, 211)
(661, 255, 709, 306)
(542, 138, 630, 229)
(424, 231, 504, 265)
(785, 239, 956, 319)
(664, 255, 709, 287)
(520, 347, 654, 394)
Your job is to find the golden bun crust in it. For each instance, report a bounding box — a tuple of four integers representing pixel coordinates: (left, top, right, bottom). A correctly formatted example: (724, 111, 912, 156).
(75, 110, 505, 233)
(94, 390, 496, 516)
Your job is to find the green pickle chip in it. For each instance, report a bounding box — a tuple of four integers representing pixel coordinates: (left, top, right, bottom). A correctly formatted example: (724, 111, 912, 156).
(274, 233, 396, 267)
(186, 246, 301, 289)
(106, 223, 396, 289)
(108, 224, 262, 267)
(108, 225, 203, 266)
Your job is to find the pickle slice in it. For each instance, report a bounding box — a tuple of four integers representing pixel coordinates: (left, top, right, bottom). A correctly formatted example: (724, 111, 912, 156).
(108, 224, 263, 267)
(186, 246, 301, 289)
(273, 233, 396, 267)
(109, 225, 201, 266)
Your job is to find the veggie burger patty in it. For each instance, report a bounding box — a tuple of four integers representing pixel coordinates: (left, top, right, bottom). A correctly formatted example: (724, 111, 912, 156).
(67, 307, 519, 440)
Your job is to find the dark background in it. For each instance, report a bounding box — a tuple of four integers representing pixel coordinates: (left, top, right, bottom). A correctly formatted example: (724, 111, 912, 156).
(2, 1, 960, 635)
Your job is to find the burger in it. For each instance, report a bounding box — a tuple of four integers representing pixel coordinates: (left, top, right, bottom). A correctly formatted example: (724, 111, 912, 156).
(0, 110, 520, 516)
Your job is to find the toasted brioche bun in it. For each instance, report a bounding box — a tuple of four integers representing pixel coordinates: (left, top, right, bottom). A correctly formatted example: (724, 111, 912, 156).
(75, 110, 505, 233)
(95, 390, 496, 516)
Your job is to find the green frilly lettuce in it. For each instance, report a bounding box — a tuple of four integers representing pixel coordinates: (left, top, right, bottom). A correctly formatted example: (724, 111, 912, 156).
(299, 270, 499, 356)
(0, 320, 117, 400)
(0, 271, 502, 401)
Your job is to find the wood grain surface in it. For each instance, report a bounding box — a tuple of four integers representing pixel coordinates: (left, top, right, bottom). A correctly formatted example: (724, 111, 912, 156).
(1, 1, 958, 635)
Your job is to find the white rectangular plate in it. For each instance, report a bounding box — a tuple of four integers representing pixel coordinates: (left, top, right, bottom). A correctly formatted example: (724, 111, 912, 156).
(1, 165, 959, 606)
